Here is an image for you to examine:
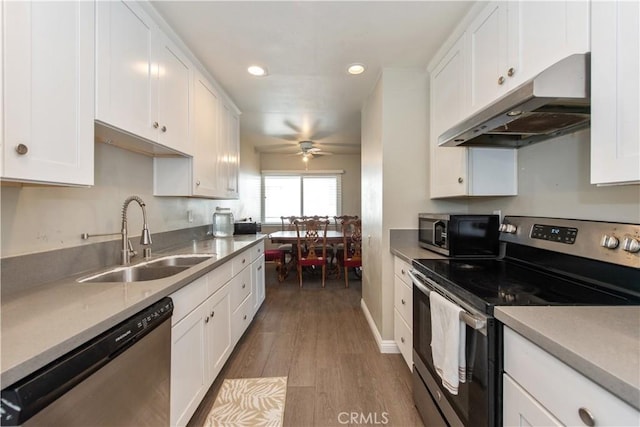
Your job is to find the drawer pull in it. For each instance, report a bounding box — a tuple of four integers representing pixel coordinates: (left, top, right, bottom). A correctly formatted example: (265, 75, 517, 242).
(242, 283, 246, 289)
(242, 258, 246, 264)
(400, 337, 405, 343)
(578, 407, 595, 427)
(401, 299, 406, 305)
(258, 265, 262, 271)
(204, 316, 209, 324)
(401, 269, 405, 275)
(211, 311, 215, 317)
(243, 314, 247, 320)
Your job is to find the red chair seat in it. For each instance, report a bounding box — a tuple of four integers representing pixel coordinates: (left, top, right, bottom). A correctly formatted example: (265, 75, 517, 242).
(343, 258, 361, 268)
(299, 257, 327, 267)
(264, 249, 283, 262)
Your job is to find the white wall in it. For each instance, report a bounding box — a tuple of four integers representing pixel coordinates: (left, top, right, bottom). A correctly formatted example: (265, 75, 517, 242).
(361, 69, 464, 341)
(1, 140, 261, 258)
(468, 129, 640, 223)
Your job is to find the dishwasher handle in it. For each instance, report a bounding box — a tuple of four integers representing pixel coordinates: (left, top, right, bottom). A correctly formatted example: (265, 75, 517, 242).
(1, 298, 173, 426)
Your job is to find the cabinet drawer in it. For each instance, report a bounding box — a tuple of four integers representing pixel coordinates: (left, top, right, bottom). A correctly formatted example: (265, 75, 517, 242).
(394, 257, 412, 287)
(394, 275, 412, 326)
(230, 267, 251, 312)
(170, 275, 208, 325)
(207, 260, 232, 296)
(232, 250, 251, 275)
(251, 241, 265, 262)
(504, 327, 639, 426)
(394, 309, 413, 369)
(231, 293, 253, 344)
(503, 373, 562, 427)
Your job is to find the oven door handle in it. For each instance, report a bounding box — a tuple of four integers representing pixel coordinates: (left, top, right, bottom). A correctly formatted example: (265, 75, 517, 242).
(408, 270, 487, 332)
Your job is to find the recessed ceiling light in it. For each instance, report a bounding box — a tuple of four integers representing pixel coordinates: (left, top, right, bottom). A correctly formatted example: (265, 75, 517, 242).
(347, 63, 365, 75)
(247, 65, 268, 77)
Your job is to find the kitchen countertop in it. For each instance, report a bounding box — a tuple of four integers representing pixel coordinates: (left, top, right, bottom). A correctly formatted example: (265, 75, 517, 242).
(1, 234, 265, 386)
(496, 306, 640, 410)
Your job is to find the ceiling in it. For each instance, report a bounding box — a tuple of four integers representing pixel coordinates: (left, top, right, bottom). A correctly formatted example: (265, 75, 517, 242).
(150, 1, 474, 155)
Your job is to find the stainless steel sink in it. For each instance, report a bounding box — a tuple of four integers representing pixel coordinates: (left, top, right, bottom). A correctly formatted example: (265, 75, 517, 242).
(146, 254, 214, 267)
(78, 254, 214, 283)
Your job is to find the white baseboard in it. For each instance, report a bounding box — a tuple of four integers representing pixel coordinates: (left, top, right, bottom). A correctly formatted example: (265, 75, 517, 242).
(360, 298, 400, 354)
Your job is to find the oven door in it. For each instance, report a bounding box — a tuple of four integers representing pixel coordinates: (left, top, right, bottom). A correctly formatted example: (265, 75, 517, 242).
(409, 270, 497, 427)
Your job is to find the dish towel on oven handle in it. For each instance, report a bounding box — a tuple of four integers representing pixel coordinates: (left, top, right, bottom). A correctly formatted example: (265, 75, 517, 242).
(429, 290, 466, 395)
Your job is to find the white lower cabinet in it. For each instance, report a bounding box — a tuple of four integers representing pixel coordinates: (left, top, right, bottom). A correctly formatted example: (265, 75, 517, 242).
(393, 256, 413, 369)
(251, 254, 266, 317)
(169, 242, 265, 426)
(503, 327, 640, 427)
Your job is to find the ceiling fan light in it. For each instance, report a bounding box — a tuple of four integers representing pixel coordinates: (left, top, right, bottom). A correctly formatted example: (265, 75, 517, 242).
(347, 63, 365, 75)
(247, 65, 268, 76)
(302, 154, 309, 162)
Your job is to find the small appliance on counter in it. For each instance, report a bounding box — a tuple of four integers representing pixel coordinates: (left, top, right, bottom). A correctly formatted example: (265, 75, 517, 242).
(418, 213, 500, 258)
(234, 218, 261, 235)
(213, 207, 234, 237)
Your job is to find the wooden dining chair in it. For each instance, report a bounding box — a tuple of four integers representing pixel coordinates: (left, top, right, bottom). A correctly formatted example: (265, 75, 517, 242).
(339, 219, 362, 288)
(294, 218, 330, 288)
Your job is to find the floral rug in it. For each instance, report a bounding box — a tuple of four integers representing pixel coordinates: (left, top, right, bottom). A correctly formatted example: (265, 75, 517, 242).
(206, 377, 287, 427)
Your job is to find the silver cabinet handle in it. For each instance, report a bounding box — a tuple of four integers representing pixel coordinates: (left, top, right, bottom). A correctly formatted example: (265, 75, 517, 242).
(401, 299, 406, 305)
(243, 314, 247, 320)
(258, 265, 262, 271)
(204, 316, 209, 323)
(401, 269, 405, 275)
(507, 67, 515, 77)
(153, 122, 159, 129)
(15, 144, 29, 155)
(196, 180, 201, 186)
(161, 125, 167, 132)
(16, 144, 29, 156)
(242, 283, 246, 289)
(210, 311, 214, 317)
(400, 337, 405, 343)
(458, 177, 464, 183)
(242, 258, 246, 264)
(498, 76, 505, 85)
(578, 407, 595, 427)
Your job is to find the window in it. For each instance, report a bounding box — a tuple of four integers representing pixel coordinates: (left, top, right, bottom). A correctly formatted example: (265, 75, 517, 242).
(262, 172, 342, 223)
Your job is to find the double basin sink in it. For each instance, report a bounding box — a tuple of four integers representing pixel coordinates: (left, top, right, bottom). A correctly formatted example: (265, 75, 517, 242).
(78, 254, 215, 283)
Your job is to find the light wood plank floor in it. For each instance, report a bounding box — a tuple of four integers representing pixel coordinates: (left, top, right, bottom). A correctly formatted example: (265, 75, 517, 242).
(187, 263, 423, 427)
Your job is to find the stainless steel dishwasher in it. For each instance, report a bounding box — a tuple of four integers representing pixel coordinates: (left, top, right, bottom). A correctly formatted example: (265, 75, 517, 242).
(1, 297, 173, 426)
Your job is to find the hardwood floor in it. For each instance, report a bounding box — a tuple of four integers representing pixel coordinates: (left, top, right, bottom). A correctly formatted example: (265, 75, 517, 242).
(187, 263, 423, 427)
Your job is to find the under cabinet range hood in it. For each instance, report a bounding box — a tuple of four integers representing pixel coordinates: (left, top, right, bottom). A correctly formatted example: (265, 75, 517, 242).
(439, 54, 590, 148)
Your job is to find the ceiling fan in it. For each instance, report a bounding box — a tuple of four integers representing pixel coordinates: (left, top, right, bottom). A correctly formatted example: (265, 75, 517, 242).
(290, 141, 333, 161)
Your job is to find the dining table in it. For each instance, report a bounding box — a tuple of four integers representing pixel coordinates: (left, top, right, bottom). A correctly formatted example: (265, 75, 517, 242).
(268, 230, 346, 282)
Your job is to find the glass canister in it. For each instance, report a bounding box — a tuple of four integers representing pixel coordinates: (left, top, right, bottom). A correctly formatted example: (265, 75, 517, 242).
(212, 207, 234, 237)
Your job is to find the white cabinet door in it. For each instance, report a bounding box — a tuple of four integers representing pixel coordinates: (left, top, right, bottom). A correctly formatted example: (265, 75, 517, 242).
(155, 34, 193, 156)
(192, 74, 222, 197)
(507, 1, 589, 90)
(171, 301, 208, 427)
(430, 34, 469, 198)
(467, 0, 589, 114)
(219, 104, 240, 199)
(251, 254, 266, 317)
(503, 374, 563, 427)
(96, 0, 156, 142)
(591, 0, 640, 185)
(96, 1, 192, 156)
(3, 0, 94, 186)
(467, 1, 508, 113)
(205, 285, 232, 383)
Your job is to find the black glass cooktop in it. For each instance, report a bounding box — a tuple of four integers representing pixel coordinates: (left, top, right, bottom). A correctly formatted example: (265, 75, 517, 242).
(412, 257, 640, 314)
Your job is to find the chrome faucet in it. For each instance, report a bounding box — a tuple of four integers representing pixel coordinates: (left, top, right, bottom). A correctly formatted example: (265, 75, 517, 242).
(82, 195, 152, 265)
(121, 196, 152, 265)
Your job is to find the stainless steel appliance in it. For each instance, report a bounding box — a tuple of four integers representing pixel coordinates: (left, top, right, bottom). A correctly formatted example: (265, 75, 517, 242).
(439, 54, 590, 148)
(410, 216, 640, 427)
(1, 298, 173, 426)
(418, 213, 500, 258)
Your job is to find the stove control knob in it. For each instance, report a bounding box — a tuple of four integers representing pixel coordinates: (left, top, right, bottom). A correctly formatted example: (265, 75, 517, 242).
(622, 236, 640, 253)
(600, 235, 619, 249)
(500, 224, 517, 234)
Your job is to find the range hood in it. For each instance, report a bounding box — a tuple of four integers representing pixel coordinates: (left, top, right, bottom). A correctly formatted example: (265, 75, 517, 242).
(439, 54, 590, 148)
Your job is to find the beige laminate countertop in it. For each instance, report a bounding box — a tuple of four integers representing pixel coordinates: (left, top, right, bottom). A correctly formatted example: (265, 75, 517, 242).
(496, 306, 640, 410)
(390, 244, 445, 263)
(1, 234, 265, 386)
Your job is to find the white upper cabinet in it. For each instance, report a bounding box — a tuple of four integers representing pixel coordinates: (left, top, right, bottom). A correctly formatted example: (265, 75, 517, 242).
(468, 0, 590, 114)
(591, 0, 640, 185)
(154, 72, 240, 199)
(2, 0, 94, 186)
(430, 33, 517, 198)
(96, 1, 193, 156)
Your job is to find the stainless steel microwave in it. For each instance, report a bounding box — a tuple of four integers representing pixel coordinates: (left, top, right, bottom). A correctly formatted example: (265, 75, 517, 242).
(418, 213, 500, 257)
